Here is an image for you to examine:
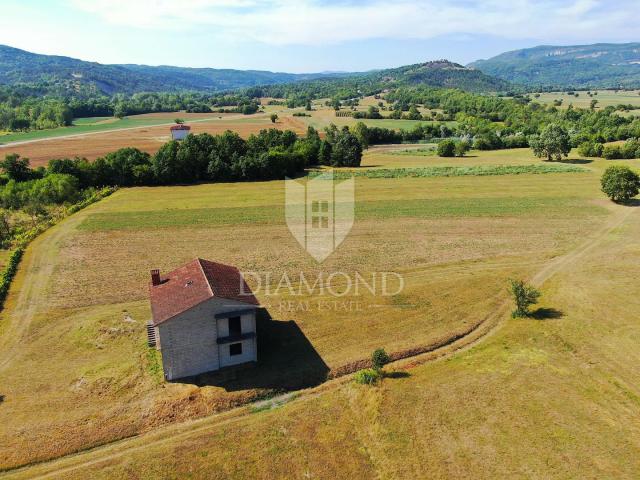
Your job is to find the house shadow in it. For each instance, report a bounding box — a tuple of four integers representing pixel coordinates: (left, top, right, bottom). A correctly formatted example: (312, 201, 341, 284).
(189, 308, 329, 392)
(531, 307, 564, 320)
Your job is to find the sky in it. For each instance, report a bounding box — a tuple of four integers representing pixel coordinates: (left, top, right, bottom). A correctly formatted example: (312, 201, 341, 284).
(0, 0, 638, 73)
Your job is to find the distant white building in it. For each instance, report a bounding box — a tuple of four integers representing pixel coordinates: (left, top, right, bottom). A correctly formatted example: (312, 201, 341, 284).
(147, 258, 259, 381)
(170, 124, 191, 140)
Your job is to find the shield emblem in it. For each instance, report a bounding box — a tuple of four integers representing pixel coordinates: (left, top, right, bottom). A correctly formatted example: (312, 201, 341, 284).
(285, 171, 355, 263)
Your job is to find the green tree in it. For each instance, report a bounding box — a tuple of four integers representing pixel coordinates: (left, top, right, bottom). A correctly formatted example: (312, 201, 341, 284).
(437, 139, 456, 157)
(371, 348, 390, 372)
(454, 140, 471, 157)
(0, 154, 32, 182)
(330, 130, 362, 167)
(529, 124, 571, 161)
(270, 113, 278, 123)
(509, 279, 540, 318)
(601, 165, 640, 203)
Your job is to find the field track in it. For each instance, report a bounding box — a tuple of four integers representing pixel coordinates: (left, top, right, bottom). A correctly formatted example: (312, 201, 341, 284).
(1, 199, 635, 479)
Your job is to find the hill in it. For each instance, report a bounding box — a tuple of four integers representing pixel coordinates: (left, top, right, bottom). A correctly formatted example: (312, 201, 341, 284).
(0, 45, 511, 97)
(371, 60, 512, 91)
(469, 43, 640, 89)
(0, 44, 340, 96)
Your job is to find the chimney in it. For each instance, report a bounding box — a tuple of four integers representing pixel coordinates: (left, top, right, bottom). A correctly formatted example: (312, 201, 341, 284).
(151, 269, 161, 286)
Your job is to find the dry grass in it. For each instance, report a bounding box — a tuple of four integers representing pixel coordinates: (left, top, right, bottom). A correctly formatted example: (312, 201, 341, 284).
(14, 189, 639, 480)
(0, 114, 306, 167)
(0, 148, 626, 472)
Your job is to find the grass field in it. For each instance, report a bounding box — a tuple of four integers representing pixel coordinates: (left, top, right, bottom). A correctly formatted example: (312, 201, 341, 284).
(0, 113, 306, 167)
(0, 111, 230, 144)
(0, 143, 639, 476)
(24, 200, 637, 480)
(534, 90, 640, 109)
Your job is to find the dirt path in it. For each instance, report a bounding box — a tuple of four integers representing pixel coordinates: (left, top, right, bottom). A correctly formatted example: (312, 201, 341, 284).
(0, 199, 112, 372)
(2, 203, 635, 479)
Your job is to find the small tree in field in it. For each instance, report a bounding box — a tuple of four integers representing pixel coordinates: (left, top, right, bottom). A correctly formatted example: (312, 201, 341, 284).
(270, 113, 278, 123)
(529, 123, 571, 161)
(601, 165, 640, 203)
(371, 348, 390, 372)
(174, 118, 184, 124)
(437, 139, 456, 157)
(509, 279, 540, 318)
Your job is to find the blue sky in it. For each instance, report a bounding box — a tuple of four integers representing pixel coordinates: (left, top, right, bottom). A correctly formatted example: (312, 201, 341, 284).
(1, 0, 638, 72)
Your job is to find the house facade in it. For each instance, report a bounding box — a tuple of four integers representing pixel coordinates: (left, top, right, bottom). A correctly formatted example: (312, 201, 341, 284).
(148, 258, 259, 381)
(170, 124, 191, 140)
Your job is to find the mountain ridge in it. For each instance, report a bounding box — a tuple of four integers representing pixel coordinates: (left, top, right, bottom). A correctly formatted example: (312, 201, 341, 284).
(0, 44, 509, 96)
(469, 42, 640, 88)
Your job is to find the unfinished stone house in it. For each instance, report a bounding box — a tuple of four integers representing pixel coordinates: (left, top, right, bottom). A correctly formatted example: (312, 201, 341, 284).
(147, 258, 259, 381)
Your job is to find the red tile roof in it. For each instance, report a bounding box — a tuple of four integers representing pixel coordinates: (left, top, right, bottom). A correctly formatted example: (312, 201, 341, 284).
(149, 258, 258, 326)
(169, 124, 191, 131)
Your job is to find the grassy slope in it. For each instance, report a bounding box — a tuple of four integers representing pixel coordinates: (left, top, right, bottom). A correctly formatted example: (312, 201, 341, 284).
(0, 147, 636, 474)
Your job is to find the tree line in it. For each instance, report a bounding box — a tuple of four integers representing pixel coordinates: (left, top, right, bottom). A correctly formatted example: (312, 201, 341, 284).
(0, 126, 363, 210)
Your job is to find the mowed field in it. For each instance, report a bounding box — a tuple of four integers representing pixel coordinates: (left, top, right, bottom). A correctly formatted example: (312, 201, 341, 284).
(0, 140, 631, 474)
(0, 111, 306, 167)
(18, 191, 638, 480)
(0, 98, 454, 168)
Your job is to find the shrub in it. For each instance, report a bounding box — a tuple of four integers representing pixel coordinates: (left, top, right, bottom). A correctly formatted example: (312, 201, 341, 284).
(602, 145, 622, 160)
(578, 141, 604, 157)
(354, 368, 381, 385)
(454, 140, 471, 157)
(601, 165, 640, 203)
(509, 279, 540, 318)
(437, 139, 456, 157)
(371, 348, 390, 371)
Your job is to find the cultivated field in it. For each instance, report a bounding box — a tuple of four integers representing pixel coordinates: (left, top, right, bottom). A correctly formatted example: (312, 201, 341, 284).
(2, 139, 635, 475)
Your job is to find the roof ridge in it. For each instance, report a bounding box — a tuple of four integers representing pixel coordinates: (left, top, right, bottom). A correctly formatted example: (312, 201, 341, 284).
(195, 258, 215, 297)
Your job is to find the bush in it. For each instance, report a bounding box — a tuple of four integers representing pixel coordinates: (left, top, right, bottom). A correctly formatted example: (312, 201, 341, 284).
(371, 348, 390, 371)
(578, 141, 604, 157)
(509, 279, 540, 318)
(437, 140, 456, 157)
(601, 165, 640, 203)
(454, 140, 471, 157)
(354, 368, 381, 385)
(602, 145, 622, 160)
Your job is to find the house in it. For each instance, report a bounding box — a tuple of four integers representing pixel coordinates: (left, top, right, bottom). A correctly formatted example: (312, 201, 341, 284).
(147, 258, 259, 381)
(170, 124, 191, 140)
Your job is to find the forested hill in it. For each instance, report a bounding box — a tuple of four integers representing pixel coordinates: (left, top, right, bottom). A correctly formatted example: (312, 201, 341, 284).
(0, 44, 344, 96)
(469, 43, 640, 89)
(257, 60, 513, 100)
(0, 45, 511, 97)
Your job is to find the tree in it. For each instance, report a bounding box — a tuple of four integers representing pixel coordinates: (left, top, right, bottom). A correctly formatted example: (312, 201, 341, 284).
(590, 99, 599, 110)
(601, 165, 640, 203)
(454, 140, 471, 157)
(529, 123, 571, 161)
(437, 139, 456, 157)
(0, 154, 32, 182)
(270, 113, 278, 123)
(371, 348, 390, 372)
(509, 279, 540, 318)
(174, 118, 184, 124)
(330, 129, 362, 167)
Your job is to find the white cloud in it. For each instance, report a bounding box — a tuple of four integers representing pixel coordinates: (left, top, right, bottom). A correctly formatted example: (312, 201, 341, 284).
(68, 0, 639, 46)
